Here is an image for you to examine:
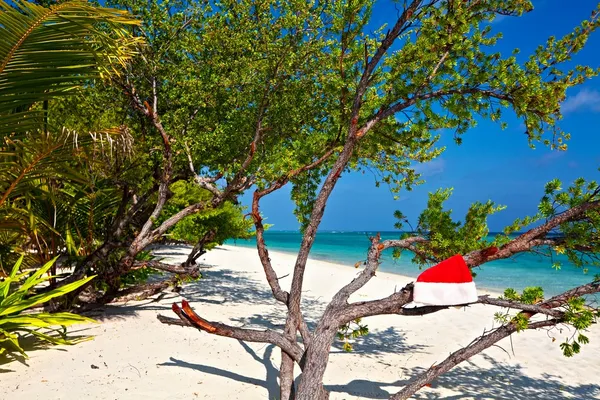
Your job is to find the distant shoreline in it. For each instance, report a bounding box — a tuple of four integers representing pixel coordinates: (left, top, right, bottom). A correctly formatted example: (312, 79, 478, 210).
(224, 241, 506, 296)
(227, 232, 596, 297)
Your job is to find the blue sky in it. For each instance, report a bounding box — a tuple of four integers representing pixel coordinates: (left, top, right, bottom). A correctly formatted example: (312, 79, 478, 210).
(241, 0, 600, 232)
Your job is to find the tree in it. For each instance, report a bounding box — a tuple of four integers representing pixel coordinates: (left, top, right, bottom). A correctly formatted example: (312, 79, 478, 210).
(157, 1, 600, 399)
(0, 0, 140, 273)
(157, 180, 254, 268)
(0, 0, 140, 359)
(42, 0, 340, 302)
(0, 0, 141, 136)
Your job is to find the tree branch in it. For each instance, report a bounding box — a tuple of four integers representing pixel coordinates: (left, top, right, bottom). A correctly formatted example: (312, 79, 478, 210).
(151, 201, 207, 239)
(183, 230, 216, 269)
(113, 182, 159, 238)
(195, 176, 223, 198)
(132, 260, 198, 277)
(389, 318, 562, 400)
(251, 191, 289, 304)
(464, 200, 600, 267)
(334, 285, 415, 325)
(331, 234, 383, 306)
(351, 0, 423, 120)
(249, 147, 338, 306)
(362, 87, 513, 139)
(157, 300, 305, 364)
(327, 235, 427, 311)
(111, 280, 172, 303)
(336, 279, 600, 326)
(477, 295, 565, 318)
(391, 279, 600, 399)
(341, 279, 600, 399)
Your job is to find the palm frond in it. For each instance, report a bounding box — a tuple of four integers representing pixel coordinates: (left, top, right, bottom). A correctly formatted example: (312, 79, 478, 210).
(0, 0, 142, 135)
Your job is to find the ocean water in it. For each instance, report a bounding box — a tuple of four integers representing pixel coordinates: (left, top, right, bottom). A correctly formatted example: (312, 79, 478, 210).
(226, 231, 598, 297)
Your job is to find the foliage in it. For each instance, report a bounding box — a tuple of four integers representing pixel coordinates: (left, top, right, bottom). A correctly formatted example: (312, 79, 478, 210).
(494, 286, 598, 356)
(282, 0, 600, 230)
(501, 287, 545, 305)
(393, 188, 506, 266)
(0, 0, 140, 275)
(560, 297, 597, 357)
(0, 256, 96, 360)
(120, 267, 160, 287)
(502, 176, 600, 269)
(108, 0, 600, 397)
(336, 318, 369, 352)
(0, 127, 134, 273)
(158, 181, 254, 248)
(399, 176, 599, 358)
(40, 0, 333, 279)
(494, 287, 545, 331)
(45, 0, 600, 286)
(0, 0, 142, 136)
(394, 176, 600, 270)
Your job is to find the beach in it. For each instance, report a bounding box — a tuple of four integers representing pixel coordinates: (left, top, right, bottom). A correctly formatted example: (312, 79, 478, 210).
(228, 231, 598, 297)
(2, 244, 599, 399)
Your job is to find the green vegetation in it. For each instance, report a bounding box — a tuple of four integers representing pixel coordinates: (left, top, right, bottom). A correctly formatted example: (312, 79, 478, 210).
(0, 0, 141, 271)
(0, 257, 95, 361)
(0, 0, 142, 136)
(1, 0, 140, 358)
(0, 0, 599, 398)
(394, 177, 600, 269)
(159, 181, 254, 250)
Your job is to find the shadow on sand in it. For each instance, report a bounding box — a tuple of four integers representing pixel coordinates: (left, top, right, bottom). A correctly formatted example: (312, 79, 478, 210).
(328, 353, 600, 399)
(0, 327, 95, 371)
(70, 246, 600, 399)
(159, 341, 280, 399)
(161, 349, 600, 399)
(331, 326, 428, 357)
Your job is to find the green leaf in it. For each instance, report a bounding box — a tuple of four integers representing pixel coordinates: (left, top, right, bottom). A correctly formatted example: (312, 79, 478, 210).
(0, 274, 95, 316)
(577, 334, 589, 345)
(0, 0, 143, 135)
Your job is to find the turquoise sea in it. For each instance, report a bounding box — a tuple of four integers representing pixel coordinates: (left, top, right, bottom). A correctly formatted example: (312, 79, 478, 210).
(227, 231, 598, 297)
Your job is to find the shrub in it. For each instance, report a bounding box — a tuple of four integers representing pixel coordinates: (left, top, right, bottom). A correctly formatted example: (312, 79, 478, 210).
(0, 256, 96, 360)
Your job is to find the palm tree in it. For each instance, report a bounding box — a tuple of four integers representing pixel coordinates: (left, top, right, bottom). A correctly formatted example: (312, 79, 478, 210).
(0, 0, 142, 135)
(0, 1, 141, 357)
(0, 0, 141, 272)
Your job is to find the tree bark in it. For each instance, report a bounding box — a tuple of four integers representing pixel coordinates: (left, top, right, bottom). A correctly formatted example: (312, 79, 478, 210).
(157, 301, 305, 364)
(183, 230, 216, 268)
(110, 280, 171, 303)
(295, 325, 337, 400)
(279, 351, 296, 400)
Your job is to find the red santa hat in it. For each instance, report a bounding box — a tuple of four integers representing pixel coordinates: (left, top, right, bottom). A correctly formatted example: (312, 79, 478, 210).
(413, 254, 478, 306)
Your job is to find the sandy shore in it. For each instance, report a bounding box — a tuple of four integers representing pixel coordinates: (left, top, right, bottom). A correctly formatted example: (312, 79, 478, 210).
(2, 244, 600, 399)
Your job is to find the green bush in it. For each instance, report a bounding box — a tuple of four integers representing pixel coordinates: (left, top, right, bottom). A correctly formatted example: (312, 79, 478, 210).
(0, 256, 96, 360)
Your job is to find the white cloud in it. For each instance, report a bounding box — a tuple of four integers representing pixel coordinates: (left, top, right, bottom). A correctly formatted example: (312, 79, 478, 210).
(413, 158, 446, 177)
(561, 89, 600, 114)
(533, 151, 564, 167)
(491, 14, 508, 24)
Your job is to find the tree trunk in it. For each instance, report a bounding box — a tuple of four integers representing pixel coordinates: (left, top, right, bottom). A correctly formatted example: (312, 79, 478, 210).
(111, 280, 171, 302)
(279, 351, 296, 400)
(100, 233, 149, 290)
(296, 326, 337, 400)
(183, 230, 216, 268)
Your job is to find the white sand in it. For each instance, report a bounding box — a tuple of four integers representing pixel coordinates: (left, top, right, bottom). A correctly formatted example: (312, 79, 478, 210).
(2, 244, 600, 399)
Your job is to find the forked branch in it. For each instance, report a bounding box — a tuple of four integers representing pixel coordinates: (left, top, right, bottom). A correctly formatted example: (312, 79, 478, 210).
(157, 300, 305, 364)
(389, 318, 563, 400)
